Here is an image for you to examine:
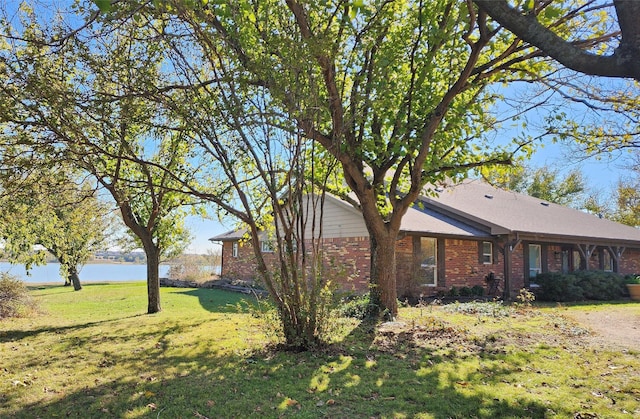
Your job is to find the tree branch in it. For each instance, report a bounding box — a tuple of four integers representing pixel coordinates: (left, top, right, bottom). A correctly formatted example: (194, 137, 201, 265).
(474, 0, 640, 80)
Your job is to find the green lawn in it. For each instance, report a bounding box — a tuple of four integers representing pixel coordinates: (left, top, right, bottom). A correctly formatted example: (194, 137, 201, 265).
(1, 283, 638, 418)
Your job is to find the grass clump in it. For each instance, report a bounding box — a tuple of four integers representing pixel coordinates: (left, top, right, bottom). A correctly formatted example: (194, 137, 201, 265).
(442, 300, 513, 317)
(0, 272, 38, 318)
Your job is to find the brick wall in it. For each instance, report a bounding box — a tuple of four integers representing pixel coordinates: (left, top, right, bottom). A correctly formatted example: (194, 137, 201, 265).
(546, 244, 563, 273)
(444, 239, 503, 288)
(316, 236, 371, 292)
(220, 237, 371, 292)
(619, 248, 640, 274)
(395, 236, 414, 297)
(220, 240, 278, 282)
(510, 243, 525, 292)
(222, 235, 640, 298)
(396, 237, 509, 299)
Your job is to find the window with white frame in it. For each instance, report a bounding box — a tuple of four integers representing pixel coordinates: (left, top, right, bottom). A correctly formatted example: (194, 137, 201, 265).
(232, 241, 238, 258)
(529, 244, 542, 278)
(482, 241, 493, 264)
(260, 240, 274, 253)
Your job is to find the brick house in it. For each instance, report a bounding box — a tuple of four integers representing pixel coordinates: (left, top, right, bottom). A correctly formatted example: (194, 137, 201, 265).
(211, 180, 640, 298)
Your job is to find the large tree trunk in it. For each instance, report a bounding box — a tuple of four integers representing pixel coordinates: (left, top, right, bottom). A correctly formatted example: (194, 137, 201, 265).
(369, 232, 398, 319)
(145, 248, 161, 314)
(68, 266, 82, 291)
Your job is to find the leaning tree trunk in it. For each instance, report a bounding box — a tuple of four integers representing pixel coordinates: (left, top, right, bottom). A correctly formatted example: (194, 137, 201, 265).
(144, 246, 161, 314)
(67, 266, 82, 291)
(369, 233, 398, 319)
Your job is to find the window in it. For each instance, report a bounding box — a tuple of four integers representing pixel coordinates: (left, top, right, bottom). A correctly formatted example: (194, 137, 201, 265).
(602, 249, 614, 272)
(482, 241, 493, 264)
(573, 250, 582, 271)
(260, 241, 274, 253)
(529, 244, 542, 278)
(232, 242, 238, 258)
(418, 237, 437, 286)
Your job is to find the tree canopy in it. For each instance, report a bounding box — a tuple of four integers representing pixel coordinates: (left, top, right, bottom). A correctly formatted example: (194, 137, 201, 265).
(3, 0, 637, 326)
(0, 3, 197, 312)
(146, 0, 623, 315)
(482, 164, 587, 208)
(0, 163, 113, 290)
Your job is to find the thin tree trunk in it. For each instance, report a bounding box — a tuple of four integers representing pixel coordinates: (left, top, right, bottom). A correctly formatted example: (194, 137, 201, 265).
(145, 248, 161, 314)
(68, 267, 82, 291)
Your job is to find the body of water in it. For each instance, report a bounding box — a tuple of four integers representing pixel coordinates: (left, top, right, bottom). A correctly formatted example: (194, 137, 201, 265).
(0, 262, 171, 284)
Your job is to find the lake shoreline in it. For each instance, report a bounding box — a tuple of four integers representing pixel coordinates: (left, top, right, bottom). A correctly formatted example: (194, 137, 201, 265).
(1, 262, 171, 283)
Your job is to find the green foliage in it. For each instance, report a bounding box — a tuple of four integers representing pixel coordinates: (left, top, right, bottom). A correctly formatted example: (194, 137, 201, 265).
(94, 0, 112, 13)
(535, 271, 627, 302)
(152, 0, 567, 316)
(0, 167, 113, 289)
(624, 275, 640, 285)
(446, 285, 484, 298)
(334, 294, 374, 320)
(482, 164, 587, 208)
(0, 273, 37, 318)
(470, 285, 485, 297)
(0, 7, 201, 311)
(514, 288, 536, 309)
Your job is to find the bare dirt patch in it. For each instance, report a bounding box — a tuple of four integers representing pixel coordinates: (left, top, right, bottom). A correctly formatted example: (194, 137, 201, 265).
(564, 306, 640, 350)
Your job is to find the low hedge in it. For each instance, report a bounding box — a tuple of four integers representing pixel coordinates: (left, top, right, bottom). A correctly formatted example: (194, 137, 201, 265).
(533, 271, 629, 302)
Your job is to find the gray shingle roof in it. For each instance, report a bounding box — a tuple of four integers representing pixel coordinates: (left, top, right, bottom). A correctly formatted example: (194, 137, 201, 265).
(401, 202, 491, 237)
(421, 179, 640, 245)
(209, 180, 640, 246)
(209, 229, 246, 242)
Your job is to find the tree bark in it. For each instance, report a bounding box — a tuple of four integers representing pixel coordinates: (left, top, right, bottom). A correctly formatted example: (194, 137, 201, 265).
(68, 267, 82, 291)
(368, 231, 398, 319)
(145, 246, 161, 314)
(113, 199, 162, 314)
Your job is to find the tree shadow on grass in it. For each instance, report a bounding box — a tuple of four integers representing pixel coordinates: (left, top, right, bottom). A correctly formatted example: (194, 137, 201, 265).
(0, 314, 146, 343)
(3, 321, 575, 419)
(177, 288, 262, 313)
(3, 301, 613, 418)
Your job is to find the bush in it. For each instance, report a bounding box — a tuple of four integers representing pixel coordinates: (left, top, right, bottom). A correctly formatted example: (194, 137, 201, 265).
(0, 272, 37, 318)
(535, 271, 627, 302)
(470, 285, 485, 297)
(335, 294, 375, 320)
(167, 262, 214, 282)
(445, 285, 484, 298)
